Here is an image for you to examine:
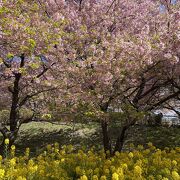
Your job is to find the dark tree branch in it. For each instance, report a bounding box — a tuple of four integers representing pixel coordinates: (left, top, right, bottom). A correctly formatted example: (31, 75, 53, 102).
(3, 60, 11, 68)
(31, 62, 55, 83)
(132, 76, 146, 104)
(36, 66, 48, 79)
(147, 90, 180, 111)
(106, 0, 116, 14)
(20, 54, 25, 67)
(145, 88, 159, 105)
(19, 87, 57, 107)
(163, 102, 180, 117)
(78, 0, 83, 11)
(37, 0, 51, 18)
(139, 79, 170, 100)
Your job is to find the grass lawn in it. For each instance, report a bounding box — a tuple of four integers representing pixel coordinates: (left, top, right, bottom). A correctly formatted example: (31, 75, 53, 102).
(1, 121, 179, 155)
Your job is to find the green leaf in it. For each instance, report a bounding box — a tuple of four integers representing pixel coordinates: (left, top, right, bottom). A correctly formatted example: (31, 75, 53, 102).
(28, 39, 36, 49)
(7, 53, 14, 59)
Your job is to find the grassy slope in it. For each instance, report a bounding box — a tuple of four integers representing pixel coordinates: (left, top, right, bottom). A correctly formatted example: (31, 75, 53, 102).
(0, 122, 179, 155)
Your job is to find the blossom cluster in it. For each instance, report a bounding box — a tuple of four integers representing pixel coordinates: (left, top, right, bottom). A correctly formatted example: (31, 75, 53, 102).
(0, 141, 179, 179)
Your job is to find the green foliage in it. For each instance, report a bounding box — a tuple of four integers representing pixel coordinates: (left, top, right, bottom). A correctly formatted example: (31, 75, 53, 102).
(0, 109, 33, 125)
(28, 39, 36, 49)
(19, 108, 34, 120)
(6, 53, 14, 59)
(108, 112, 124, 122)
(0, 110, 9, 124)
(41, 113, 52, 120)
(108, 104, 146, 126)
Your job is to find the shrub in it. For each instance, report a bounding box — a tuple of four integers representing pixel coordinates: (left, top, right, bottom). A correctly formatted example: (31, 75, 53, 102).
(0, 110, 10, 125)
(0, 108, 34, 125)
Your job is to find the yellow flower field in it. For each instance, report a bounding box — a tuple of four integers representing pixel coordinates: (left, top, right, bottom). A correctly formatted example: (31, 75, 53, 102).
(0, 142, 179, 180)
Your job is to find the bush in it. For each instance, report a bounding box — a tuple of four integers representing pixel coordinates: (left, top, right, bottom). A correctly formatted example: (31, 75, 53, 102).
(146, 113, 163, 126)
(0, 110, 10, 125)
(19, 108, 34, 120)
(0, 108, 34, 125)
(0, 142, 179, 179)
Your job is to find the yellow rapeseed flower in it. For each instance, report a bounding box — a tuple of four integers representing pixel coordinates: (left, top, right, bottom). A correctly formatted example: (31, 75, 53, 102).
(172, 160, 177, 166)
(0, 169, 5, 178)
(80, 175, 88, 180)
(156, 175, 163, 180)
(134, 165, 142, 176)
(61, 158, 65, 162)
(112, 173, 119, 180)
(39, 170, 45, 176)
(28, 159, 34, 166)
(54, 142, 59, 148)
(110, 166, 116, 173)
(25, 148, 30, 157)
(26, 147, 30, 152)
(137, 145, 144, 150)
(148, 175, 155, 179)
(5, 138, 9, 145)
(117, 168, 124, 176)
(147, 142, 153, 147)
(46, 144, 52, 151)
(100, 176, 106, 180)
(122, 163, 128, 170)
(105, 159, 111, 166)
(94, 168, 99, 174)
(61, 150, 66, 155)
(92, 175, 98, 180)
(29, 165, 38, 173)
(54, 160, 60, 166)
(104, 168, 109, 175)
(10, 158, 16, 166)
(55, 148, 59, 153)
(0, 142, 178, 179)
(172, 171, 180, 180)
(75, 166, 81, 175)
(128, 152, 134, 158)
(16, 176, 26, 180)
(11, 145, 16, 151)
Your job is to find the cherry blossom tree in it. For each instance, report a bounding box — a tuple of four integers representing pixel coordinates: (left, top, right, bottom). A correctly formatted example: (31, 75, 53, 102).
(0, 0, 66, 153)
(45, 0, 180, 153)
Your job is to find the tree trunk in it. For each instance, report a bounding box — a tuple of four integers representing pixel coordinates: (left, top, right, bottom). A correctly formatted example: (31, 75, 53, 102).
(101, 120, 112, 154)
(100, 104, 112, 155)
(9, 54, 24, 132)
(0, 139, 5, 155)
(0, 55, 25, 155)
(9, 73, 21, 132)
(113, 119, 136, 154)
(113, 125, 128, 154)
